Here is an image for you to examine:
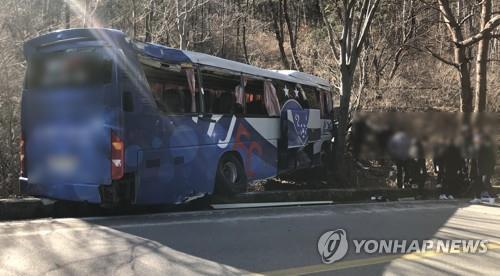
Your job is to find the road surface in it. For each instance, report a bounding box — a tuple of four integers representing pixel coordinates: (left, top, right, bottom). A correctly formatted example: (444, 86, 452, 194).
(0, 200, 499, 275)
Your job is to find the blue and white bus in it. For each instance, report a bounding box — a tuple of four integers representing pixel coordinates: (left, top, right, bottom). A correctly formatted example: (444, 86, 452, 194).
(20, 28, 334, 205)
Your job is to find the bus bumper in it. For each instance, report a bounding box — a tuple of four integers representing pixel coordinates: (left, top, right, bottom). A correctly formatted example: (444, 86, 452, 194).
(19, 177, 102, 204)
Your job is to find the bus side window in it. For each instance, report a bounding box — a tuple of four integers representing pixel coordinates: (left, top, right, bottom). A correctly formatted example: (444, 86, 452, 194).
(299, 85, 320, 110)
(201, 70, 241, 115)
(321, 90, 333, 118)
(244, 79, 267, 116)
(141, 62, 199, 114)
(273, 80, 295, 105)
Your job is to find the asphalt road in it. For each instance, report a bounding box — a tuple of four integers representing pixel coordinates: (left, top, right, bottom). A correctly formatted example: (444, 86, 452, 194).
(0, 200, 499, 275)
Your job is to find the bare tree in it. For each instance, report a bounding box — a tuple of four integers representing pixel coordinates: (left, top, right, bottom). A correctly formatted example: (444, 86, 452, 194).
(423, 0, 500, 112)
(474, 0, 496, 112)
(321, 0, 381, 178)
(64, 0, 70, 29)
(144, 0, 157, 43)
(131, 0, 137, 38)
(283, 0, 303, 71)
(269, 0, 291, 69)
(241, 0, 250, 63)
(175, 0, 208, 50)
(83, 0, 89, 27)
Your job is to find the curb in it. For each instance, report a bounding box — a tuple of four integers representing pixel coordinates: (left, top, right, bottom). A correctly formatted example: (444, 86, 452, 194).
(212, 188, 439, 204)
(0, 187, 489, 221)
(0, 198, 49, 220)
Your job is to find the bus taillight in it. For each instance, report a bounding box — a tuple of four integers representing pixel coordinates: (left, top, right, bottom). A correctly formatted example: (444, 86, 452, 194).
(111, 131, 124, 180)
(20, 133, 25, 177)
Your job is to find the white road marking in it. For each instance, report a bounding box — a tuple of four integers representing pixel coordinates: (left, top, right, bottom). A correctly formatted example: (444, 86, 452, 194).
(211, 201, 333, 209)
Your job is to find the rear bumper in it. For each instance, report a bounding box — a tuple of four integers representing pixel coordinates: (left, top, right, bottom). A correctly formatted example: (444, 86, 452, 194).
(19, 177, 102, 204)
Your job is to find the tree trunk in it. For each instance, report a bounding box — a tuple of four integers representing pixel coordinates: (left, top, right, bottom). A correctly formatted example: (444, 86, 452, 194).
(242, 0, 250, 64)
(455, 45, 473, 113)
(437, 0, 473, 113)
(145, 0, 154, 42)
(474, 0, 491, 112)
(83, 0, 89, 27)
(43, 0, 51, 28)
(327, 0, 380, 183)
(269, 0, 290, 69)
(131, 0, 137, 39)
(334, 64, 354, 181)
(221, 0, 226, 55)
(64, 0, 70, 29)
(283, 0, 303, 71)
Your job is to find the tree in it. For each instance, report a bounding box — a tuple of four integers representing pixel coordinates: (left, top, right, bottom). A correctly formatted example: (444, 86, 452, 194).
(321, 0, 381, 180)
(145, 0, 154, 42)
(130, 0, 137, 38)
(474, 0, 498, 112)
(269, 0, 291, 69)
(64, 0, 71, 29)
(283, 0, 303, 71)
(423, 0, 500, 112)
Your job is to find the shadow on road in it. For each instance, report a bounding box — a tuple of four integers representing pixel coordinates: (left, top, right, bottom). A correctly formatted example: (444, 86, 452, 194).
(96, 202, 500, 274)
(1, 202, 499, 275)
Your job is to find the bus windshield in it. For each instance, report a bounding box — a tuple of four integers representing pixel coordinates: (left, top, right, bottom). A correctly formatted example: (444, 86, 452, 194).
(26, 47, 113, 90)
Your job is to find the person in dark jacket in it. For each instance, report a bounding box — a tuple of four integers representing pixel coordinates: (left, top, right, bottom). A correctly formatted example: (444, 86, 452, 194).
(407, 138, 427, 193)
(470, 133, 496, 203)
(433, 142, 446, 191)
(349, 115, 368, 161)
(441, 140, 466, 199)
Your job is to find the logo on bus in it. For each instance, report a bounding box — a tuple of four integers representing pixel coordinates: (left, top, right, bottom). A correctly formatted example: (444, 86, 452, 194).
(293, 111, 309, 143)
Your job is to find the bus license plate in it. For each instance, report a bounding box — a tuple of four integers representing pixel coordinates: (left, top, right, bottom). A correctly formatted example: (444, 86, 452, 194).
(48, 155, 77, 173)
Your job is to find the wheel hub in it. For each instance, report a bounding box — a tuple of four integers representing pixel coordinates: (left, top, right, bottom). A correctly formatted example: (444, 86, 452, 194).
(222, 162, 238, 184)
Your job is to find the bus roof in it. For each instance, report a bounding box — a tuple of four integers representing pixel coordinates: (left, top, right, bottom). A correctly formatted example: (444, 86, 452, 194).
(135, 41, 332, 90)
(272, 70, 331, 88)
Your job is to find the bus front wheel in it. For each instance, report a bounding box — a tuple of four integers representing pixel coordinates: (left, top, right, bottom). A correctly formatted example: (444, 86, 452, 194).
(215, 154, 247, 195)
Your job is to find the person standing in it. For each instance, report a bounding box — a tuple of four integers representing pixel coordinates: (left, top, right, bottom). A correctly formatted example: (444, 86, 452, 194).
(433, 142, 446, 191)
(470, 133, 496, 203)
(441, 140, 466, 199)
(388, 132, 411, 189)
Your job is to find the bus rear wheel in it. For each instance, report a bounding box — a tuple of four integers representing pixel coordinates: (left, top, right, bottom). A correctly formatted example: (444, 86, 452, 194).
(215, 154, 247, 196)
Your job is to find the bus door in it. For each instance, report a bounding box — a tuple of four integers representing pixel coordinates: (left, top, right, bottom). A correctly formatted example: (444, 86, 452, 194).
(278, 86, 322, 172)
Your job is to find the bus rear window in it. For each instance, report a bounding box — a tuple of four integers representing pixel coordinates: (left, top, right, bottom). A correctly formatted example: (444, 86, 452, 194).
(26, 47, 112, 89)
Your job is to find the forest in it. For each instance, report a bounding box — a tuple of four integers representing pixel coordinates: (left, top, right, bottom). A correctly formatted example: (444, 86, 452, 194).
(0, 0, 499, 195)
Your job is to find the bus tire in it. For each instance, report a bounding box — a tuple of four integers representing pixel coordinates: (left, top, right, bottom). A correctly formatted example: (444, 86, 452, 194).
(215, 153, 247, 195)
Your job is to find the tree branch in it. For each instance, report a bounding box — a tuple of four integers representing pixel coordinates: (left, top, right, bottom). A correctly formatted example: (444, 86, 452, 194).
(458, 13, 474, 26)
(320, 0, 340, 64)
(354, 0, 380, 56)
(458, 15, 500, 47)
(423, 46, 458, 68)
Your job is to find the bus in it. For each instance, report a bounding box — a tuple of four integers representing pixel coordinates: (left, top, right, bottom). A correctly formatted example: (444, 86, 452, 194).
(19, 28, 335, 205)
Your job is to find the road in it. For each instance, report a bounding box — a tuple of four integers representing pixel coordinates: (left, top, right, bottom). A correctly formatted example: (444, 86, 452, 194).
(0, 200, 499, 275)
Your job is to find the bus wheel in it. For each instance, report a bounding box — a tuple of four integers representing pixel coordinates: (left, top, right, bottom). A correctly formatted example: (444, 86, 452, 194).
(215, 154, 247, 195)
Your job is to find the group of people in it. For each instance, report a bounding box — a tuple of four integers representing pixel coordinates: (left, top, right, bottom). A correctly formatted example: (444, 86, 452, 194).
(349, 116, 497, 202)
(433, 131, 497, 202)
